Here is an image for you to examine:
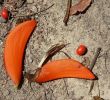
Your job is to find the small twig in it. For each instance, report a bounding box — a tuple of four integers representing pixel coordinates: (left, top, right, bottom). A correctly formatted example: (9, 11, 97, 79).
(89, 48, 102, 70)
(12, 4, 54, 18)
(59, 51, 71, 59)
(63, 0, 72, 26)
(81, 57, 90, 67)
(98, 47, 110, 58)
(89, 81, 94, 93)
(97, 80, 100, 97)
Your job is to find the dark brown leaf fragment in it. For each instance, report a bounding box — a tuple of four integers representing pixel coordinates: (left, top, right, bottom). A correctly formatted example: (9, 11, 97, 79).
(38, 43, 69, 68)
(70, 0, 92, 16)
(93, 96, 104, 100)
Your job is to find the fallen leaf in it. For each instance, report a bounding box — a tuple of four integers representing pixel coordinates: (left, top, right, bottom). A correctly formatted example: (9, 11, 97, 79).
(93, 96, 104, 100)
(70, 0, 92, 15)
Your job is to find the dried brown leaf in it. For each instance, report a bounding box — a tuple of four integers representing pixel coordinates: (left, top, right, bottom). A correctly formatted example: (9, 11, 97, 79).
(70, 0, 92, 16)
(38, 43, 69, 68)
(93, 96, 104, 100)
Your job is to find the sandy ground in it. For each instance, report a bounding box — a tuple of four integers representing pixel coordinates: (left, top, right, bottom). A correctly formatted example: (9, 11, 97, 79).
(0, 0, 110, 100)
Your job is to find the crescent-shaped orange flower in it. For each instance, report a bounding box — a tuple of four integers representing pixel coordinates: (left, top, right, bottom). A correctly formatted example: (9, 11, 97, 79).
(4, 20, 37, 87)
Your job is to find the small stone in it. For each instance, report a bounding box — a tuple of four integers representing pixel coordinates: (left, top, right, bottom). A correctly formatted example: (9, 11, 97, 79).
(27, 0, 34, 4)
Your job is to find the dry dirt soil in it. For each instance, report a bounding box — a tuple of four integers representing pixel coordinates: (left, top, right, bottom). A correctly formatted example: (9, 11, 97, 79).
(0, 0, 110, 100)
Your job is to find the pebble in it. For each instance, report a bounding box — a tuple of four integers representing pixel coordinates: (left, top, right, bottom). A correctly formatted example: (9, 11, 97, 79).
(27, 0, 34, 4)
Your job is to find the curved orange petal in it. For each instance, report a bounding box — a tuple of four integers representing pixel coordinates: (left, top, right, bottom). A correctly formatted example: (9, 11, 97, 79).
(36, 59, 96, 83)
(4, 20, 37, 86)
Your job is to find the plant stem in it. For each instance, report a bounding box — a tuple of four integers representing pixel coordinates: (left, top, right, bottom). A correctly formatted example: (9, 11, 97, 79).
(89, 48, 101, 70)
(12, 4, 54, 18)
(63, 0, 72, 26)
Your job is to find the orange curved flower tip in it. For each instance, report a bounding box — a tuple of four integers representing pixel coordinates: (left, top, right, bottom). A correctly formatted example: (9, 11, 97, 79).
(4, 20, 37, 86)
(36, 59, 96, 83)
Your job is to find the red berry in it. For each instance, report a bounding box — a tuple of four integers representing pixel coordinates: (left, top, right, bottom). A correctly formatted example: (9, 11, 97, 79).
(76, 45, 87, 56)
(1, 8, 9, 19)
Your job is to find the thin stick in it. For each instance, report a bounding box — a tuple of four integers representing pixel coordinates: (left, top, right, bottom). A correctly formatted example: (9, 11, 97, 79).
(88, 81, 94, 93)
(89, 48, 101, 70)
(63, 0, 72, 26)
(97, 80, 101, 97)
(12, 4, 54, 18)
(59, 51, 71, 59)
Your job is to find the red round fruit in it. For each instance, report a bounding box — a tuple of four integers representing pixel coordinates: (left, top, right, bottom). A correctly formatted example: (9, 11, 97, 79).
(1, 8, 9, 19)
(76, 45, 87, 56)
